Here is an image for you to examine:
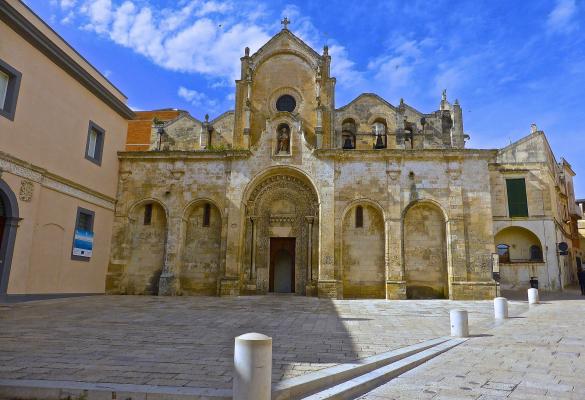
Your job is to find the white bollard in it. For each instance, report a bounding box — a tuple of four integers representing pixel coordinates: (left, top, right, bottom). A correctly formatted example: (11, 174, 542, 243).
(233, 333, 272, 400)
(450, 309, 469, 338)
(528, 288, 539, 305)
(494, 297, 509, 319)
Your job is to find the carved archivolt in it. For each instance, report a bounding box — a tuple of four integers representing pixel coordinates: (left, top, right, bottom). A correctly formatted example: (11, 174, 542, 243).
(247, 174, 318, 216)
(244, 174, 319, 292)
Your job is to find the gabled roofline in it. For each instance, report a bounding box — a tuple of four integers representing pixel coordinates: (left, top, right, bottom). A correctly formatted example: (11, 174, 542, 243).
(251, 29, 321, 63)
(0, 0, 134, 119)
(164, 112, 201, 128)
(210, 110, 235, 124)
(336, 93, 397, 112)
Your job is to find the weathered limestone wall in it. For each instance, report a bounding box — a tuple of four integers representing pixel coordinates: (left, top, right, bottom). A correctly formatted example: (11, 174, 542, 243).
(149, 112, 235, 151)
(181, 203, 222, 295)
(404, 202, 447, 298)
(107, 155, 231, 295)
(342, 204, 385, 298)
(122, 202, 166, 294)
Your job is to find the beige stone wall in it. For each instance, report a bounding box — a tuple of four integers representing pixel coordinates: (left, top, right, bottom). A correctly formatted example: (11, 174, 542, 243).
(118, 202, 167, 295)
(342, 204, 385, 298)
(181, 202, 222, 295)
(403, 202, 448, 298)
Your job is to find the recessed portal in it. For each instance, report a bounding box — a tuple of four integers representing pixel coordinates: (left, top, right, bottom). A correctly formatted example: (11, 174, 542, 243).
(270, 237, 295, 293)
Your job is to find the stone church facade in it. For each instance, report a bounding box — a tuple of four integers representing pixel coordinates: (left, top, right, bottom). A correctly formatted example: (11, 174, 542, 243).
(106, 27, 581, 300)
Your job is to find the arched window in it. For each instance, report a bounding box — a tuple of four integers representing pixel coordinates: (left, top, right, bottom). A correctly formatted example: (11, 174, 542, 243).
(203, 203, 211, 227)
(529, 245, 543, 262)
(355, 206, 363, 228)
(372, 119, 387, 149)
(342, 119, 356, 149)
(497, 244, 510, 263)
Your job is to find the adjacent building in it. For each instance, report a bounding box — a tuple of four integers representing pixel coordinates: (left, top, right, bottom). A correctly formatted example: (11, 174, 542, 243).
(0, 0, 133, 298)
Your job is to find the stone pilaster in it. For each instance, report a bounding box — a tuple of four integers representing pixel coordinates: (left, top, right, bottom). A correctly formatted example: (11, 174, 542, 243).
(158, 215, 182, 296)
(385, 161, 406, 299)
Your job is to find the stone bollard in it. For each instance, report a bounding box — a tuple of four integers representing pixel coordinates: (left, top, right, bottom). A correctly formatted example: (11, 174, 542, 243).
(233, 333, 272, 400)
(450, 309, 469, 338)
(528, 288, 539, 305)
(494, 297, 509, 319)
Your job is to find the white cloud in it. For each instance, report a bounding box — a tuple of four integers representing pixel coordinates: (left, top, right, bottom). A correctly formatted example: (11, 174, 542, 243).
(367, 37, 434, 91)
(74, 0, 270, 83)
(547, 0, 579, 34)
(60, 0, 76, 9)
(178, 86, 219, 111)
(195, 1, 233, 17)
(80, 0, 112, 33)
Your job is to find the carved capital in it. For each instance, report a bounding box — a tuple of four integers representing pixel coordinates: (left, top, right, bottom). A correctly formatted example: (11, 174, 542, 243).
(386, 169, 401, 181)
(19, 180, 34, 202)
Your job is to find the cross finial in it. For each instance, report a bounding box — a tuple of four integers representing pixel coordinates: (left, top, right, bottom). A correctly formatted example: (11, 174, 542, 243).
(281, 17, 291, 30)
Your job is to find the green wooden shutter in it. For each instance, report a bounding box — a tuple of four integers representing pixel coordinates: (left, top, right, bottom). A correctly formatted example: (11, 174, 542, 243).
(506, 179, 529, 217)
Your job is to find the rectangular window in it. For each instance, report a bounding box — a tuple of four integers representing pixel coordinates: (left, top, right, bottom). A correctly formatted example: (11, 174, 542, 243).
(144, 204, 152, 225)
(0, 58, 23, 121)
(203, 203, 211, 227)
(71, 207, 95, 261)
(506, 178, 529, 217)
(355, 206, 364, 228)
(85, 121, 105, 165)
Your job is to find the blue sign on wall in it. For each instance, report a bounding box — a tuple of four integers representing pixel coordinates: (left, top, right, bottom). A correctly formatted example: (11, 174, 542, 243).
(73, 229, 94, 258)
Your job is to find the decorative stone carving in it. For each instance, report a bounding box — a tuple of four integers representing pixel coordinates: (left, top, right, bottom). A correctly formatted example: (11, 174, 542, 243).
(19, 180, 34, 202)
(245, 174, 318, 293)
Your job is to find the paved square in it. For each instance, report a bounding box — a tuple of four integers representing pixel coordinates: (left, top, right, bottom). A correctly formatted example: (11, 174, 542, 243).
(360, 292, 585, 399)
(0, 295, 526, 390)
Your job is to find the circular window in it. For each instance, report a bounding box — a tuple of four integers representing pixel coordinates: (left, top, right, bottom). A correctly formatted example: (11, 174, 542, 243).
(276, 95, 296, 112)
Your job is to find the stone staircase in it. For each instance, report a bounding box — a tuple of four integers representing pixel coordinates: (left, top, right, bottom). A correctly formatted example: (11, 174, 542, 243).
(273, 337, 466, 400)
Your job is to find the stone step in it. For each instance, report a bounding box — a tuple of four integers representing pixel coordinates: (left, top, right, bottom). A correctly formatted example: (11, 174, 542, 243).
(272, 336, 451, 400)
(0, 338, 456, 400)
(299, 338, 467, 400)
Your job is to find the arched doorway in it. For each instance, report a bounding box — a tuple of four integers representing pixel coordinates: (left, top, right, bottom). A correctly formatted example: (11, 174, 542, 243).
(0, 180, 19, 295)
(124, 201, 167, 295)
(403, 202, 448, 299)
(181, 201, 222, 295)
(244, 171, 318, 294)
(342, 204, 385, 299)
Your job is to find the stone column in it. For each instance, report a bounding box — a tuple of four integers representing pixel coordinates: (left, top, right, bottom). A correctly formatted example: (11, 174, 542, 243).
(317, 165, 337, 298)
(158, 215, 182, 296)
(249, 216, 257, 281)
(305, 216, 317, 297)
(385, 163, 406, 299)
(306, 217, 314, 281)
(446, 165, 467, 299)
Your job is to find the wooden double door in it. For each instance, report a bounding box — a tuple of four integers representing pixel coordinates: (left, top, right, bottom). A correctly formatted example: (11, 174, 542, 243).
(269, 237, 295, 293)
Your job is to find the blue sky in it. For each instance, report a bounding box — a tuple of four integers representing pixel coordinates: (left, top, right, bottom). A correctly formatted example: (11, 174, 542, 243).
(26, 0, 585, 196)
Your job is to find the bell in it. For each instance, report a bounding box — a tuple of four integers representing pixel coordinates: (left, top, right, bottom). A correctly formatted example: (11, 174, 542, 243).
(374, 135, 385, 149)
(343, 138, 353, 149)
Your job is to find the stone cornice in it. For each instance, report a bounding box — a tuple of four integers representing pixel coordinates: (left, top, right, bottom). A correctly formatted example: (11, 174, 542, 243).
(0, 0, 134, 119)
(118, 150, 252, 160)
(0, 151, 116, 210)
(315, 148, 498, 160)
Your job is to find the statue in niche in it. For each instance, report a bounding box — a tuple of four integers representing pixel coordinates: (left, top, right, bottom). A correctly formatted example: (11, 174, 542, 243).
(276, 124, 290, 154)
